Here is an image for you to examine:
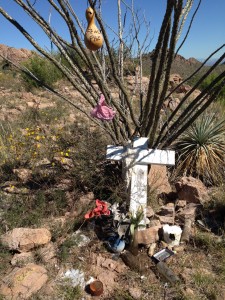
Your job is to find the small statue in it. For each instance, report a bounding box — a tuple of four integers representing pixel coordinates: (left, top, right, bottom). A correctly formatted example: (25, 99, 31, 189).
(84, 7, 103, 51)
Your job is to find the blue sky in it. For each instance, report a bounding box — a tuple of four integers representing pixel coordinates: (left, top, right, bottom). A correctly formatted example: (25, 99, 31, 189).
(0, 0, 224, 60)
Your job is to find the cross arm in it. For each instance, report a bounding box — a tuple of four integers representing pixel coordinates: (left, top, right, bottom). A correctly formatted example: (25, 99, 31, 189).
(106, 145, 125, 161)
(106, 145, 175, 166)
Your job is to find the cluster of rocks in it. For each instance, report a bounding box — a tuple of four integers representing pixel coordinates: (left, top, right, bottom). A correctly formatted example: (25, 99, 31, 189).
(0, 228, 54, 299)
(162, 73, 201, 112)
(0, 88, 58, 122)
(0, 172, 211, 299)
(134, 174, 209, 251)
(122, 72, 202, 114)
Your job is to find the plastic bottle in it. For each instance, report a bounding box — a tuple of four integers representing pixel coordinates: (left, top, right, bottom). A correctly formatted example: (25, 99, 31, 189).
(156, 261, 180, 285)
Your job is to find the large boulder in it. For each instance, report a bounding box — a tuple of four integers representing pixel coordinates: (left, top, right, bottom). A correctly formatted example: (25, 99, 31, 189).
(0, 228, 51, 252)
(169, 73, 182, 87)
(13, 168, 32, 183)
(148, 165, 172, 195)
(0, 263, 48, 299)
(175, 176, 209, 204)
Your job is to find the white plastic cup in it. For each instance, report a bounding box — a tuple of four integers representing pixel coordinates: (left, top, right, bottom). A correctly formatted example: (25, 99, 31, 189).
(162, 224, 182, 246)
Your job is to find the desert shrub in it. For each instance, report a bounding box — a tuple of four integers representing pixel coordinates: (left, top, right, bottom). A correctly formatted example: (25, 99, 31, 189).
(0, 119, 125, 231)
(57, 285, 82, 300)
(0, 101, 69, 174)
(58, 236, 78, 262)
(200, 73, 225, 99)
(22, 53, 64, 90)
(0, 69, 22, 91)
(204, 185, 225, 233)
(189, 72, 225, 105)
(55, 123, 125, 200)
(0, 71, 12, 86)
(174, 113, 225, 185)
(0, 189, 69, 231)
(192, 272, 217, 299)
(0, 122, 56, 170)
(62, 47, 85, 69)
(0, 104, 124, 201)
(0, 241, 12, 272)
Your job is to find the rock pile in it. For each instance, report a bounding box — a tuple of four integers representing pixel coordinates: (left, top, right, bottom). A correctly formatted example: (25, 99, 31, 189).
(132, 175, 209, 249)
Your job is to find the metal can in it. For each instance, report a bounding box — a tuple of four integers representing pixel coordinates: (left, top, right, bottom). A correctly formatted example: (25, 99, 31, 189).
(89, 280, 104, 296)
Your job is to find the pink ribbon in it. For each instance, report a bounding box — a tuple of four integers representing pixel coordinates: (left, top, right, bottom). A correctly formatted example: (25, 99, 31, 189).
(90, 94, 116, 121)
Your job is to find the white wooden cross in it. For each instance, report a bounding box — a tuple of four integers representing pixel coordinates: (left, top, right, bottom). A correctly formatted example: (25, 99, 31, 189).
(106, 137, 175, 226)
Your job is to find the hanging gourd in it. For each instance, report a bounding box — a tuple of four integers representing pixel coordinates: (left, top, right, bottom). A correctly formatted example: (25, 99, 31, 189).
(84, 7, 103, 51)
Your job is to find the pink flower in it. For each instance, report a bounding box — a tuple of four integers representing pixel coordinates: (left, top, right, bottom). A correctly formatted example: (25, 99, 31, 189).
(90, 94, 116, 121)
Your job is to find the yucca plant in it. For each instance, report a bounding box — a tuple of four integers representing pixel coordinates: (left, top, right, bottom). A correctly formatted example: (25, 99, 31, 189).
(127, 206, 145, 255)
(174, 113, 225, 185)
(129, 206, 145, 241)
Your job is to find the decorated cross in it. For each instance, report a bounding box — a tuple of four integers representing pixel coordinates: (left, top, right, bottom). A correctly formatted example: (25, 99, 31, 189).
(106, 137, 175, 226)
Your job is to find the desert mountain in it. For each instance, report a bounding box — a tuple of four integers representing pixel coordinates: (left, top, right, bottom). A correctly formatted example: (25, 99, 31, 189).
(0, 44, 224, 79)
(142, 51, 225, 78)
(0, 44, 32, 65)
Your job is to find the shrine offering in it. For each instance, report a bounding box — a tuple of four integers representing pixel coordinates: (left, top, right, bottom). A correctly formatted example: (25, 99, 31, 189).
(85, 7, 103, 51)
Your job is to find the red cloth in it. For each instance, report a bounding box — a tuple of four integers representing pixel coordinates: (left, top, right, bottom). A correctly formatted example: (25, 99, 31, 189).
(85, 199, 111, 219)
(90, 94, 116, 121)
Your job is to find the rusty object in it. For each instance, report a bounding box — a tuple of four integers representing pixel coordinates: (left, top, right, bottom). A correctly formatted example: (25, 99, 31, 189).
(89, 280, 104, 296)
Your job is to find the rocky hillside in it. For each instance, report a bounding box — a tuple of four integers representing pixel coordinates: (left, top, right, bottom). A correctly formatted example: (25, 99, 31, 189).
(142, 51, 225, 78)
(0, 44, 32, 65)
(1, 44, 225, 79)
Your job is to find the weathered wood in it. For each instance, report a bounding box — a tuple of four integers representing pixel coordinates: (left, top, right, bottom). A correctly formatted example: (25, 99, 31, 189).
(180, 218, 193, 243)
(106, 146, 175, 165)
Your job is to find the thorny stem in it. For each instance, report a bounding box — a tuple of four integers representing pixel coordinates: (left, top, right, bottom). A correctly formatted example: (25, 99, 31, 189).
(0, 0, 224, 148)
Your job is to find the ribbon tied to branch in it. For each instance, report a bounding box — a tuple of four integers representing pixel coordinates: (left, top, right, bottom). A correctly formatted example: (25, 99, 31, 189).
(90, 94, 116, 121)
